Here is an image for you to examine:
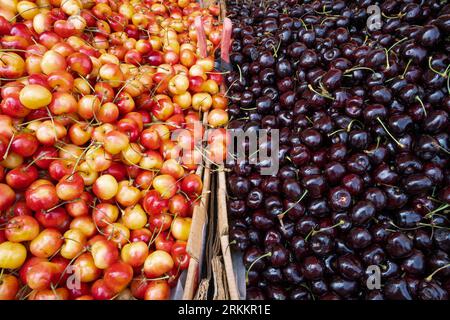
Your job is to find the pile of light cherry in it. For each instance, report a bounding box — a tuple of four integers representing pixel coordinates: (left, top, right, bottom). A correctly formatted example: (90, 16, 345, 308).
(226, 0, 449, 300)
(0, 0, 228, 300)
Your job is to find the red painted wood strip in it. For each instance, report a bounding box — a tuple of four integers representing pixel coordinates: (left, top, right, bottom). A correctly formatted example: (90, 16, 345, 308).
(195, 16, 208, 58)
(221, 17, 232, 63)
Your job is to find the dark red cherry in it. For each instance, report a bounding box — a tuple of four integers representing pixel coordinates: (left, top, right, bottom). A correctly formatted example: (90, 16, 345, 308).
(282, 179, 303, 201)
(346, 153, 370, 174)
(329, 276, 358, 298)
(395, 209, 422, 228)
(341, 174, 364, 195)
(328, 186, 352, 211)
(282, 263, 304, 285)
(243, 246, 267, 271)
(402, 173, 433, 194)
(300, 128, 323, 149)
(252, 211, 274, 230)
(383, 278, 413, 300)
(401, 250, 426, 275)
(301, 174, 327, 198)
(228, 175, 251, 198)
(301, 256, 324, 280)
(361, 245, 386, 265)
(347, 227, 372, 249)
(310, 233, 334, 256)
(337, 254, 364, 280)
(386, 232, 413, 259)
(324, 161, 346, 184)
(417, 280, 448, 300)
(351, 200, 376, 225)
(246, 287, 265, 300)
(291, 236, 310, 260)
(364, 187, 387, 211)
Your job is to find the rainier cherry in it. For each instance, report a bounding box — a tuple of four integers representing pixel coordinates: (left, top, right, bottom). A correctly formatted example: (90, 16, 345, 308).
(144, 280, 170, 300)
(171, 217, 192, 241)
(25, 261, 59, 290)
(19, 85, 52, 109)
(168, 194, 190, 217)
(121, 241, 149, 267)
(35, 207, 70, 231)
(92, 203, 119, 228)
(91, 279, 116, 300)
(25, 181, 59, 212)
(5, 165, 38, 190)
(29, 228, 63, 258)
(11, 133, 39, 157)
(90, 238, 119, 269)
(143, 250, 174, 278)
(0, 274, 19, 300)
(92, 174, 118, 200)
(5, 215, 40, 243)
(73, 253, 101, 283)
(160, 159, 185, 179)
(180, 174, 203, 198)
(154, 232, 175, 253)
(142, 190, 169, 215)
(122, 204, 147, 230)
(152, 174, 178, 199)
(115, 181, 141, 207)
(103, 261, 133, 293)
(56, 173, 84, 201)
(70, 216, 96, 238)
(103, 223, 130, 247)
(61, 229, 86, 259)
(0, 241, 27, 269)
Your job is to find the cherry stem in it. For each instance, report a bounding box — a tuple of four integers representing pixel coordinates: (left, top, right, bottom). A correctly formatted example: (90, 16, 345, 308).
(417, 223, 450, 231)
(270, 40, 281, 58)
(401, 59, 412, 79)
(427, 57, 449, 78)
(71, 141, 97, 176)
(435, 142, 450, 155)
(415, 96, 427, 117)
(381, 49, 389, 70)
(308, 84, 334, 100)
(25, 152, 49, 170)
(147, 275, 171, 281)
(382, 12, 405, 20)
(425, 263, 450, 282)
(299, 18, 308, 30)
(376, 117, 405, 148)
(224, 240, 236, 255)
(55, 249, 87, 287)
(17, 117, 51, 127)
(245, 252, 272, 284)
(425, 204, 450, 219)
(447, 72, 450, 96)
(346, 119, 364, 132)
(387, 37, 407, 52)
(344, 66, 376, 74)
(327, 128, 345, 137)
(278, 190, 308, 221)
(364, 137, 381, 155)
(46, 200, 76, 212)
(148, 222, 164, 249)
(2, 133, 14, 160)
(45, 107, 59, 142)
(305, 220, 345, 242)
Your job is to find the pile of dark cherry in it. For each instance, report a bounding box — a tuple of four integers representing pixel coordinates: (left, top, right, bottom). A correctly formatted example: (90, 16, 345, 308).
(224, 0, 450, 300)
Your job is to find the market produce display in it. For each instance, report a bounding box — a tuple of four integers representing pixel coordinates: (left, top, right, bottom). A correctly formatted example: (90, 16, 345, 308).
(225, 0, 450, 300)
(0, 0, 227, 300)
